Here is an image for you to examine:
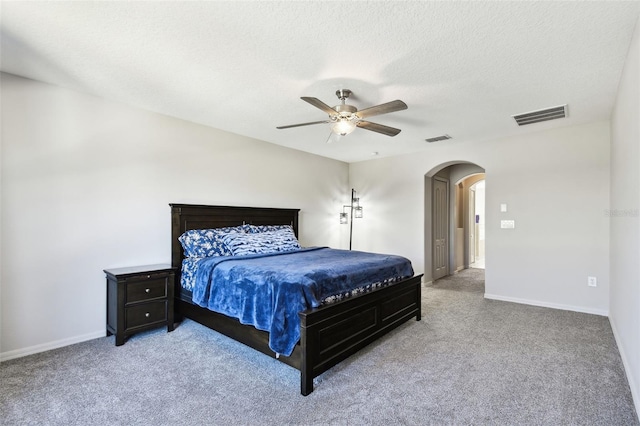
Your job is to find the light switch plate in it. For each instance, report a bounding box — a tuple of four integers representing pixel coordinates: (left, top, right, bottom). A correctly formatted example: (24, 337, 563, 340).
(501, 220, 515, 229)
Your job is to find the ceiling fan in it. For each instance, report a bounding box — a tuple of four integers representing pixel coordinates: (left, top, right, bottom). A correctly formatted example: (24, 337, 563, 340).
(277, 89, 408, 137)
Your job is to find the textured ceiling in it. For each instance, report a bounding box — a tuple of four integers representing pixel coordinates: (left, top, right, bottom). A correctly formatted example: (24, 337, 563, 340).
(1, 1, 639, 163)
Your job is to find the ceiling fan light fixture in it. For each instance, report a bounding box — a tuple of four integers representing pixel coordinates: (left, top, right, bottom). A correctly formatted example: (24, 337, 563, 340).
(331, 117, 357, 136)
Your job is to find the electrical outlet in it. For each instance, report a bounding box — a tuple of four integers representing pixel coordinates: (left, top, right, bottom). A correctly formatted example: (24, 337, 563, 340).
(587, 276, 597, 287)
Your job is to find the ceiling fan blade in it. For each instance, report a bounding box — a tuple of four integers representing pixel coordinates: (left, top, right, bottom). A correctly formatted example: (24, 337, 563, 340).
(301, 97, 338, 116)
(356, 100, 407, 119)
(276, 120, 330, 129)
(356, 120, 402, 136)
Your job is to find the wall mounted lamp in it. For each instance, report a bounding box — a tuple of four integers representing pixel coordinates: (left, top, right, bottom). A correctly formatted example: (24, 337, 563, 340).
(340, 188, 363, 250)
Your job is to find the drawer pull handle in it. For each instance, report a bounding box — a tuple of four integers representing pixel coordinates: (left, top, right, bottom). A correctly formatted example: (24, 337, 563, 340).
(145, 313, 150, 318)
(145, 288, 150, 293)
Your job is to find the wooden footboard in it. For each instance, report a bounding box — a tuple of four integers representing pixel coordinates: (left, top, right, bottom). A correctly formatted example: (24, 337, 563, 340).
(299, 274, 422, 395)
(176, 274, 421, 395)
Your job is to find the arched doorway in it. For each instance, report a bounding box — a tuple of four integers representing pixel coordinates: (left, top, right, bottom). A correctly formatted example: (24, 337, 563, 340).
(424, 162, 485, 284)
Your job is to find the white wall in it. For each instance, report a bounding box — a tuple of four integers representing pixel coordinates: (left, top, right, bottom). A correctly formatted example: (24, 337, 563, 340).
(0, 73, 349, 359)
(610, 16, 640, 415)
(350, 120, 611, 315)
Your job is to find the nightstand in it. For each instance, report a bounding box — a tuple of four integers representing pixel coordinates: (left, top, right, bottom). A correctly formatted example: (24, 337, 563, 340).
(104, 264, 175, 346)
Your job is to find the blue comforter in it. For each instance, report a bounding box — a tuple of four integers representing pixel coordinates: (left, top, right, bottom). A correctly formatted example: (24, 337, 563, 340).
(191, 247, 414, 356)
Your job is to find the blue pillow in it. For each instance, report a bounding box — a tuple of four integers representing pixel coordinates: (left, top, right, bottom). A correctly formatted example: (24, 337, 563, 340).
(222, 228, 301, 256)
(178, 226, 245, 258)
(247, 224, 294, 234)
(180, 257, 202, 291)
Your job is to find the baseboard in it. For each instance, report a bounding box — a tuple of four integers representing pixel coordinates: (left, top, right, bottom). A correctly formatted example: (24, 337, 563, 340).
(0, 330, 105, 362)
(609, 315, 640, 422)
(483, 293, 609, 317)
(419, 275, 432, 286)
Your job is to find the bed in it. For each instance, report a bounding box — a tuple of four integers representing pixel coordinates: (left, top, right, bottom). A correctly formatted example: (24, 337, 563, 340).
(170, 203, 423, 395)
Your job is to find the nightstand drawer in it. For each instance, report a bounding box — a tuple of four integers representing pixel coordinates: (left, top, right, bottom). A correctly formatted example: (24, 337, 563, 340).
(126, 278, 167, 303)
(126, 301, 167, 329)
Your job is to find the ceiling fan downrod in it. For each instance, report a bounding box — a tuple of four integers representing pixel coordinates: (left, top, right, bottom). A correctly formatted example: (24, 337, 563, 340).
(336, 89, 352, 103)
(333, 89, 357, 116)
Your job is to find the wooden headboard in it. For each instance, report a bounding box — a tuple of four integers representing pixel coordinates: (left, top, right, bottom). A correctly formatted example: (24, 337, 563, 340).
(170, 204, 300, 270)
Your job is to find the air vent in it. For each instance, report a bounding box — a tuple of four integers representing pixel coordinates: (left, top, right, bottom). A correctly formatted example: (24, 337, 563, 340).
(512, 104, 567, 126)
(425, 134, 452, 143)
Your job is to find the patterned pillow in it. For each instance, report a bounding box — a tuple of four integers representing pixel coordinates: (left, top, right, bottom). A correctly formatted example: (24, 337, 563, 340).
(180, 257, 202, 291)
(178, 226, 245, 258)
(247, 224, 294, 234)
(222, 228, 301, 256)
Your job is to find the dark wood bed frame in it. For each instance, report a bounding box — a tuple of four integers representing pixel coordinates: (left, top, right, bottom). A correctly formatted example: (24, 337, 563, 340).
(170, 203, 422, 395)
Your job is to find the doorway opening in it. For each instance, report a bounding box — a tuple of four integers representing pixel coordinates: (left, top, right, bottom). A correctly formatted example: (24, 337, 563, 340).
(424, 162, 485, 284)
(468, 179, 485, 269)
